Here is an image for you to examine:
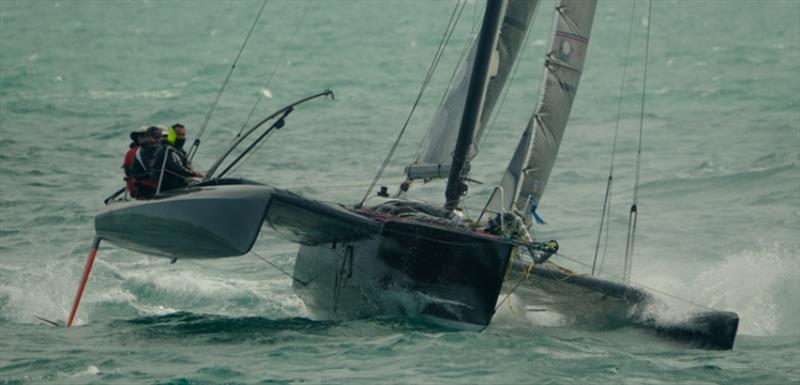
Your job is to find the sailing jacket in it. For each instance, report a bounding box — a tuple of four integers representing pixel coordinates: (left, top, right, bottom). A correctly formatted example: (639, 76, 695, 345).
(151, 144, 195, 192)
(123, 143, 159, 199)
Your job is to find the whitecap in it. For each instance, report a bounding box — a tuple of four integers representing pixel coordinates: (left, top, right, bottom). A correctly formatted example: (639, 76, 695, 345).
(70, 365, 100, 377)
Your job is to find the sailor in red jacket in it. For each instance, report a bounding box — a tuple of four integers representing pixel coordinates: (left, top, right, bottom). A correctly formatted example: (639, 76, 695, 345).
(122, 126, 162, 199)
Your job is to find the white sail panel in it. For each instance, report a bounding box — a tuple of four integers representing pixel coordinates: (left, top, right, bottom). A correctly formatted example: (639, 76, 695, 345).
(496, 0, 598, 222)
(406, 0, 541, 180)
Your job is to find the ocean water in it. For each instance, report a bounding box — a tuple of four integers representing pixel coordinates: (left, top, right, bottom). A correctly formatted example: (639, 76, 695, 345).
(1, 0, 798, 384)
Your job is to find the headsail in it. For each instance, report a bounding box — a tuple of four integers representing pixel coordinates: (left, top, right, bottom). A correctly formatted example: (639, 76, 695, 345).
(406, 0, 541, 181)
(495, 0, 597, 223)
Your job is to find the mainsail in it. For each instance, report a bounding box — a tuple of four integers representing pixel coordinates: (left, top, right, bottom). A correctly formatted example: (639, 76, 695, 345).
(495, 0, 597, 222)
(406, 0, 541, 180)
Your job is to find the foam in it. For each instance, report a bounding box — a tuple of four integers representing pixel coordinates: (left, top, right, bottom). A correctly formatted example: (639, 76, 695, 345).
(490, 293, 567, 328)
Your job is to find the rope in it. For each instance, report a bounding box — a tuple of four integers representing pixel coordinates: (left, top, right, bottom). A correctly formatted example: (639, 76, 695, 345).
(188, 0, 269, 162)
(495, 247, 535, 312)
(234, 0, 313, 140)
(592, 0, 638, 276)
(623, 0, 653, 283)
(359, 0, 466, 207)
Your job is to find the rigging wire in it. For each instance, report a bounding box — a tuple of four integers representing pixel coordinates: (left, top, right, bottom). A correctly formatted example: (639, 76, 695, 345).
(251, 250, 309, 286)
(358, 0, 467, 207)
(591, 0, 638, 276)
(188, 0, 269, 162)
(437, 1, 478, 115)
(495, 250, 535, 312)
(220, 128, 278, 177)
(202, 89, 333, 180)
(554, 251, 716, 311)
(412, 0, 477, 163)
(234, 0, 314, 141)
(623, 0, 653, 284)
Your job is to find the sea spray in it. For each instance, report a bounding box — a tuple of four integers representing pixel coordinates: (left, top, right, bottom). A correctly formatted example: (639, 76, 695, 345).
(691, 240, 800, 336)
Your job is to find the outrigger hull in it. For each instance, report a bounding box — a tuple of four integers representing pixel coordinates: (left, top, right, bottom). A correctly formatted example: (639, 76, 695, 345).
(96, 183, 275, 259)
(95, 181, 379, 260)
(506, 260, 739, 349)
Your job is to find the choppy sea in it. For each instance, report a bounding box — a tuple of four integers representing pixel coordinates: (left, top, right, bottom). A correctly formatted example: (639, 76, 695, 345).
(1, 1, 798, 384)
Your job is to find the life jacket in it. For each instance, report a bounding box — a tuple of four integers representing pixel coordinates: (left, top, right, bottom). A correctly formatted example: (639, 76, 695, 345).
(122, 145, 157, 198)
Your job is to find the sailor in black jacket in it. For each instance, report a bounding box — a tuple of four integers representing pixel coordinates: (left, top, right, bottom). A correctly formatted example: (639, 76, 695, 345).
(151, 124, 203, 192)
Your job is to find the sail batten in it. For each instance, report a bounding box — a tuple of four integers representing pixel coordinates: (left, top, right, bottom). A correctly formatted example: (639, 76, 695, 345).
(407, 0, 542, 181)
(495, 0, 598, 223)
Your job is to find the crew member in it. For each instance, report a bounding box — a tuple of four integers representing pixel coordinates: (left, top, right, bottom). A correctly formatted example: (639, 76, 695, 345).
(167, 123, 200, 174)
(151, 123, 203, 192)
(122, 127, 161, 199)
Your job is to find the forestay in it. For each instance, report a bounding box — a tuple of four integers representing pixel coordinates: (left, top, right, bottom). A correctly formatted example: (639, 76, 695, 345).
(406, 0, 541, 180)
(494, 0, 597, 223)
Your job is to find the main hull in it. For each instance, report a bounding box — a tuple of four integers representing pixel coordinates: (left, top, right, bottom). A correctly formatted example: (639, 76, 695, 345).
(292, 220, 515, 330)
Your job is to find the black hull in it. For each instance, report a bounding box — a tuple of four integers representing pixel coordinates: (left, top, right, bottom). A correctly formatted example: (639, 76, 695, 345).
(292, 220, 515, 330)
(507, 260, 739, 349)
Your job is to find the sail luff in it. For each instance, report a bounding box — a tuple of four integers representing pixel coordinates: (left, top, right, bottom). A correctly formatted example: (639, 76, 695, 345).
(407, 0, 541, 181)
(496, 0, 598, 222)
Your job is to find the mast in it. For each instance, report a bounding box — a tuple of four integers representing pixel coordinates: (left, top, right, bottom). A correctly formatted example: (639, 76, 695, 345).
(405, 0, 540, 182)
(445, 0, 505, 211)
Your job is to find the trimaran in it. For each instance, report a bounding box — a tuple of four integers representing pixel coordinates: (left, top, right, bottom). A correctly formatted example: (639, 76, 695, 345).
(64, 0, 739, 349)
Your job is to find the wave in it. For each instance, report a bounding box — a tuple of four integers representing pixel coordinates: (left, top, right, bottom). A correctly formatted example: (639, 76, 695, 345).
(87, 89, 178, 100)
(635, 160, 798, 204)
(112, 312, 450, 344)
(0, 249, 308, 327)
(120, 312, 335, 335)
